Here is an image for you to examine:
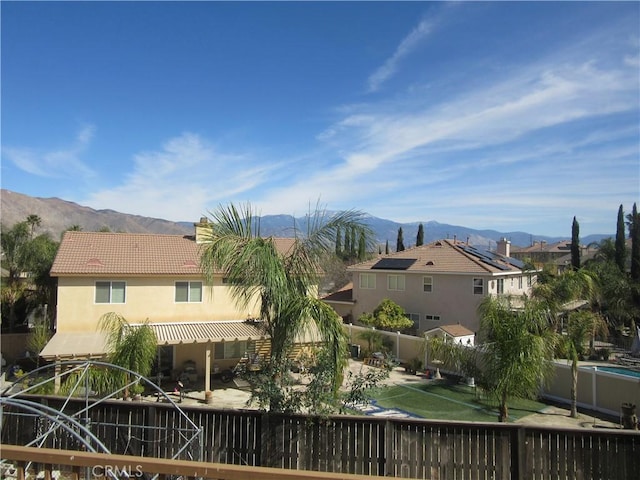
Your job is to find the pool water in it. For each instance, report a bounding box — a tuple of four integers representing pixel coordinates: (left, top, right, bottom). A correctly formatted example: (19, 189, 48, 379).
(595, 366, 640, 378)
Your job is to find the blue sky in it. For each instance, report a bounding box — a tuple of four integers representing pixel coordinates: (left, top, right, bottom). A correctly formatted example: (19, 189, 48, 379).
(2, 1, 638, 237)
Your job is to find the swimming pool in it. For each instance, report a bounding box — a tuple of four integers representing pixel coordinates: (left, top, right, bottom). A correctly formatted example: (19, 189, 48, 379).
(594, 366, 640, 379)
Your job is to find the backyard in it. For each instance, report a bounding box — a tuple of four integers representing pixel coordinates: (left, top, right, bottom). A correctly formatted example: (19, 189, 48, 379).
(367, 378, 548, 422)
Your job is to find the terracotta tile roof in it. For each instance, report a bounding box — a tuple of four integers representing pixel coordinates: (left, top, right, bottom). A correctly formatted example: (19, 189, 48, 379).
(511, 240, 572, 254)
(349, 239, 522, 274)
(322, 282, 354, 303)
(50, 231, 297, 276)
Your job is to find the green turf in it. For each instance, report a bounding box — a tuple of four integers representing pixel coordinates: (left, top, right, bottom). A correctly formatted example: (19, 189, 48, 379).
(370, 380, 548, 422)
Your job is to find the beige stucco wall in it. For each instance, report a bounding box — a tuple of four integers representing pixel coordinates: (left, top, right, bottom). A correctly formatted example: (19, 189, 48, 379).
(543, 363, 640, 417)
(55, 275, 259, 332)
(351, 271, 533, 334)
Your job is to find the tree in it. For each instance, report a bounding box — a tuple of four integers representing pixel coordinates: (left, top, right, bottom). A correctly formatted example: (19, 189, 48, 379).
(199, 203, 372, 412)
(615, 205, 627, 273)
(350, 226, 356, 259)
(533, 268, 605, 419)
(385, 240, 389, 255)
(631, 203, 640, 281)
(344, 229, 351, 260)
(357, 230, 366, 261)
(26, 313, 52, 367)
(477, 296, 557, 422)
(335, 227, 342, 257)
(416, 224, 424, 247)
(563, 310, 608, 418)
(26, 214, 41, 239)
(1, 221, 30, 285)
(571, 216, 580, 270)
(1, 222, 30, 330)
(99, 312, 158, 398)
(396, 227, 405, 252)
(359, 298, 414, 331)
(22, 233, 59, 305)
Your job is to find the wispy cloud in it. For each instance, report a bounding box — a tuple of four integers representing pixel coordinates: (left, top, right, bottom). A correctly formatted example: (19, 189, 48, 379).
(266, 35, 639, 234)
(2, 125, 96, 178)
(367, 17, 437, 93)
(83, 132, 280, 221)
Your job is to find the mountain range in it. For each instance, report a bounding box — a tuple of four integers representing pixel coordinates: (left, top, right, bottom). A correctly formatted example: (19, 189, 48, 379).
(1, 189, 611, 248)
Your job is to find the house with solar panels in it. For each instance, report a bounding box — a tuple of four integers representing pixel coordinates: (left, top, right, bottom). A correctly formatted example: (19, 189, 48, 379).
(340, 237, 535, 336)
(41, 221, 319, 392)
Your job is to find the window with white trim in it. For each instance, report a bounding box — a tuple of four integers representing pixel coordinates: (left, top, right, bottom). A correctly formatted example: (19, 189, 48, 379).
(473, 278, 484, 295)
(175, 281, 203, 302)
(497, 278, 505, 295)
(95, 281, 126, 304)
(423, 276, 433, 293)
(425, 314, 441, 322)
(387, 274, 405, 291)
(359, 273, 376, 289)
(518, 276, 523, 289)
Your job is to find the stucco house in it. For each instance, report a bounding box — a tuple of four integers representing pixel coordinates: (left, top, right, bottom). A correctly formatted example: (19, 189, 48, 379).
(41, 221, 315, 392)
(325, 238, 536, 336)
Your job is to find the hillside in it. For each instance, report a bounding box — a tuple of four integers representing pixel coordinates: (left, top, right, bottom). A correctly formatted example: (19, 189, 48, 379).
(1, 190, 191, 239)
(1, 189, 610, 247)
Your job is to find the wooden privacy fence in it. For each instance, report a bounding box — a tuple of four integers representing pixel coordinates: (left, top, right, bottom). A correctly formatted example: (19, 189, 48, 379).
(1, 395, 639, 479)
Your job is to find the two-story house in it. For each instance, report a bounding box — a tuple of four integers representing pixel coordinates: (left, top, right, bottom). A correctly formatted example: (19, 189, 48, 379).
(328, 238, 536, 336)
(40, 220, 313, 392)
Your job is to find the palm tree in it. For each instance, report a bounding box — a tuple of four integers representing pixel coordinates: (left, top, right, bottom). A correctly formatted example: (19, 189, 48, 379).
(199, 203, 372, 411)
(26, 214, 42, 239)
(533, 269, 602, 418)
(477, 296, 557, 422)
(563, 310, 608, 418)
(99, 312, 158, 398)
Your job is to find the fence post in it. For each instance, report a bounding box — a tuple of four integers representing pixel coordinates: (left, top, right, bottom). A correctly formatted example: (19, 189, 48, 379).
(510, 426, 526, 480)
(260, 412, 272, 468)
(383, 419, 394, 477)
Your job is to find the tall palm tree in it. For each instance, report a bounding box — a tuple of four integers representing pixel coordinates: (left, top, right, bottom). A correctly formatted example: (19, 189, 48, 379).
(26, 214, 42, 239)
(564, 310, 608, 418)
(199, 203, 372, 411)
(477, 296, 557, 422)
(533, 269, 602, 418)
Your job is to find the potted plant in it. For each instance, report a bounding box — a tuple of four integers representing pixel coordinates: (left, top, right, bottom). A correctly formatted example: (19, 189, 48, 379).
(409, 357, 423, 375)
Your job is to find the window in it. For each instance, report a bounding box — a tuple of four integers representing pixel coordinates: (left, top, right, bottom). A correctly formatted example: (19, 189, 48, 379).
(214, 340, 253, 360)
(175, 281, 203, 302)
(95, 281, 126, 304)
(425, 315, 441, 322)
(387, 274, 405, 291)
(473, 278, 484, 295)
(359, 273, 376, 289)
(423, 276, 433, 293)
(518, 276, 523, 289)
(405, 313, 420, 323)
(497, 278, 504, 295)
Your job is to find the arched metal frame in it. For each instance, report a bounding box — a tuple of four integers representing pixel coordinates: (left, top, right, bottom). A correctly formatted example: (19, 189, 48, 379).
(1, 360, 203, 476)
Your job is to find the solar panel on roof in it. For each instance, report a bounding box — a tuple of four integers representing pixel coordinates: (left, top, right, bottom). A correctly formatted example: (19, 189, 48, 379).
(505, 257, 525, 269)
(458, 244, 514, 271)
(371, 258, 417, 270)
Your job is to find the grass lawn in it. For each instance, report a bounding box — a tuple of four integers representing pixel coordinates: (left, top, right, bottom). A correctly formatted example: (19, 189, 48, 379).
(370, 379, 548, 423)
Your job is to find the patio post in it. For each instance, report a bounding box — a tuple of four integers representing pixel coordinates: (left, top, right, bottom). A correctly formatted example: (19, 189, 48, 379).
(205, 343, 212, 392)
